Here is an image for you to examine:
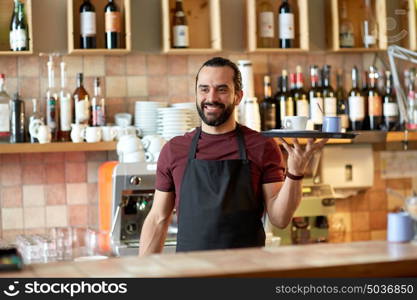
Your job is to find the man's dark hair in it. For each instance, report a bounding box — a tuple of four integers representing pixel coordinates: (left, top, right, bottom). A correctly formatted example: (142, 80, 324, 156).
(195, 57, 242, 92)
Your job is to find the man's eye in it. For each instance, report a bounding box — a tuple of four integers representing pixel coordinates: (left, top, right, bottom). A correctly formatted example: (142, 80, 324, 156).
(218, 88, 228, 93)
(199, 87, 209, 93)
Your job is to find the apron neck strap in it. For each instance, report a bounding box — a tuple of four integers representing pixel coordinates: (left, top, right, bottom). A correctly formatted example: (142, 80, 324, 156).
(188, 124, 248, 161)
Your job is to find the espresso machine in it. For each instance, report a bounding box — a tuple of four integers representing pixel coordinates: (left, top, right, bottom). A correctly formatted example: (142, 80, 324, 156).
(99, 162, 177, 256)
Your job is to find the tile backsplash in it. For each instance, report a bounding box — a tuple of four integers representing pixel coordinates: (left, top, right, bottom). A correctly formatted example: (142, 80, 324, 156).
(0, 51, 416, 243)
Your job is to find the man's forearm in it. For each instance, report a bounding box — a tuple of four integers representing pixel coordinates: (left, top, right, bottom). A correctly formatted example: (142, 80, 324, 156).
(139, 213, 170, 256)
(269, 178, 303, 228)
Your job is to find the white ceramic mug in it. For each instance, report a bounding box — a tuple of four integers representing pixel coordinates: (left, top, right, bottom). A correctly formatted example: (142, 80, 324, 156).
(117, 134, 144, 155)
(114, 113, 132, 127)
(101, 126, 117, 142)
(31, 124, 51, 144)
(82, 127, 102, 143)
(71, 124, 86, 143)
(142, 135, 166, 155)
(283, 116, 308, 130)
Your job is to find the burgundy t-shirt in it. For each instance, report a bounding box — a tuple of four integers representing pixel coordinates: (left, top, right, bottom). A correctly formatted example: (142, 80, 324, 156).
(155, 125, 285, 210)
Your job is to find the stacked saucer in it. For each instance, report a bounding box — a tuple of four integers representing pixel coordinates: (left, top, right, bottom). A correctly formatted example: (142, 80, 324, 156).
(134, 101, 167, 136)
(156, 107, 193, 140)
(171, 102, 201, 129)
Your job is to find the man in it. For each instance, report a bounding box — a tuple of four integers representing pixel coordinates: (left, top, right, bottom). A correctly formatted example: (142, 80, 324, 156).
(139, 57, 327, 255)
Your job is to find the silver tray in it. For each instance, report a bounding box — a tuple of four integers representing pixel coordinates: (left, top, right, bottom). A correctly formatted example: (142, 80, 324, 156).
(261, 129, 358, 139)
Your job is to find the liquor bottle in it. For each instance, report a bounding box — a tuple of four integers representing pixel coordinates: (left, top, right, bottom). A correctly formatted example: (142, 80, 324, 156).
(366, 66, 382, 130)
(335, 70, 349, 131)
(80, 0, 96, 49)
(309, 65, 324, 130)
(278, 0, 294, 49)
(339, 0, 355, 48)
(293, 66, 309, 118)
(172, 0, 189, 48)
(362, 0, 378, 48)
(259, 75, 277, 130)
(348, 67, 365, 131)
(361, 70, 370, 130)
(91, 77, 106, 127)
(9, 0, 28, 51)
(73, 73, 90, 125)
(59, 61, 72, 141)
(46, 58, 59, 141)
(0, 74, 10, 143)
(10, 92, 25, 143)
(274, 71, 291, 128)
(382, 71, 399, 131)
(258, 0, 275, 48)
(322, 65, 337, 117)
(28, 98, 44, 143)
(105, 0, 121, 49)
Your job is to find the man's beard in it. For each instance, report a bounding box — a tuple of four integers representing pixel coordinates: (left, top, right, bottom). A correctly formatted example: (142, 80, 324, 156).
(196, 101, 235, 126)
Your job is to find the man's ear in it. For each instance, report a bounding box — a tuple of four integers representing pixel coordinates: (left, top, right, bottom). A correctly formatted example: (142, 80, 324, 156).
(235, 90, 244, 106)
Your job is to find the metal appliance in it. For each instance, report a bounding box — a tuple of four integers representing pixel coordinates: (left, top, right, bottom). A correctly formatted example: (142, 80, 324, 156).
(99, 162, 177, 256)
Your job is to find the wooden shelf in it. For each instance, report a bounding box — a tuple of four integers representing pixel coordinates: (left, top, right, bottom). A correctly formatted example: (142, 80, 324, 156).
(0, 0, 33, 55)
(386, 131, 417, 142)
(0, 141, 116, 154)
(161, 0, 222, 53)
(325, 0, 387, 52)
(246, 0, 309, 52)
(67, 0, 131, 55)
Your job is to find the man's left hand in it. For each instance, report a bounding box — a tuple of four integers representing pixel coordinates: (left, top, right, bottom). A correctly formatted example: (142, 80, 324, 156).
(278, 138, 329, 176)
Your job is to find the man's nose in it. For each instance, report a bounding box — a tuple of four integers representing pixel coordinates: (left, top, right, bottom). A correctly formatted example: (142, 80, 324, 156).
(206, 89, 218, 102)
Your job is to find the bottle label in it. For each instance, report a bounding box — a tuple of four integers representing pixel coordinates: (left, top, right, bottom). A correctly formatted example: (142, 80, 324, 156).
(60, 95, 72, 131)
(296, 100, 309, 117)
(81, 12, 96, 37)
(259, 12, 274, 38)
(75, 99, 89, 123)
(47, 97, 57, 129)
(279, 100, 286, 127)
(0, 103, 10, 133)
(383, 102, 399, 117)
(324, 97, 337, 116)
(92, 106, 106, 126)
(279, 13, 294, 39)
(105, 11, 121, 33)
(286, 99, 294, 117)
(368, 95, 382, 116)
(348, 96, 365, 121)
(173, 25, 189, 47)
(340, 32, 354, 47)
(310, 97, 324, 124)
(10, 29, 27, 50)
(339, 114, 349, 129)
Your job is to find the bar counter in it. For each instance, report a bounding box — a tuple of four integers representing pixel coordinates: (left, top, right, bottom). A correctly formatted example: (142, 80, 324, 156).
(2, 241, 417, 278)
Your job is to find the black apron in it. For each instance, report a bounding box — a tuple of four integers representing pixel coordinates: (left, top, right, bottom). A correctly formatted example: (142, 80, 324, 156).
(176, 125, 265, 252)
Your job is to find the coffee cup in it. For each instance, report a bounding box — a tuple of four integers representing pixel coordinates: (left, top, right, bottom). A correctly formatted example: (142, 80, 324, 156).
(101, 126, 117, 142)
(31, 124, 51, 144)
(82, 126, 102, 143)
(117, 134, 144, 155)
(71, 124, 86, 143)
(322, 116, 342, 133)
(387, 212, 414, 243)
(114, 113, 132, 127)
(283, 116, 308, 130)
(142, 135, 166, 155)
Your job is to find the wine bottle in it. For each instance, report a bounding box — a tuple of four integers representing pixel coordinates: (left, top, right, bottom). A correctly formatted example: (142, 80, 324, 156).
(405, 69, 417, 130)
(91, 77, 106, 127)
(73, 73, 90, 125)
(278, 0, 294, 48)
(274, 70, 291, 128)
(339, 0, 355, 48)
(258, 0, 275, 48)
(0, 74, 11, 143)
(105, 0, 121, 49)
(367, 66, 382, 130)
(46, 58, 59, 141)
(80, 0, 96, 49)
(9, 0, 28, 51)
(362, 0, 378, 48)
(348, 66, 365, 131)
(309, 65, 324, 130)
(293, 66, 309, 118)
(322, 65, 337, 117)
(10, 92, 25, 143)
(172, 0, 189, 48)
(59, 61, 72, 141)
(335, 70, 349, 131)
(259, 75, 277, 130)
(28, 98, 44, 143)
(382, 71, 399, 131)
(361, 70, 370, 130)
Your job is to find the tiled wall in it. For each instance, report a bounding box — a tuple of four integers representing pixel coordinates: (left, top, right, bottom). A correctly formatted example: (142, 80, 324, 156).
(0, 51, 415, 243)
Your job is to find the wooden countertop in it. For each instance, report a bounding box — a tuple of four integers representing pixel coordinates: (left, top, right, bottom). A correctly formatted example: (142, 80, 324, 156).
(2, 241, 417, 278)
